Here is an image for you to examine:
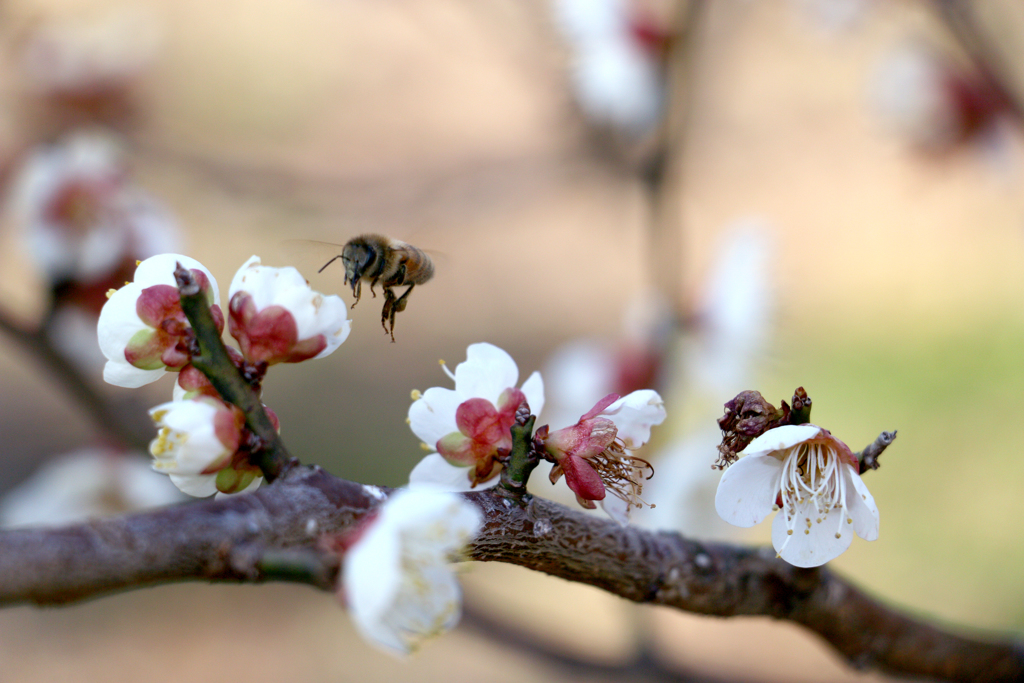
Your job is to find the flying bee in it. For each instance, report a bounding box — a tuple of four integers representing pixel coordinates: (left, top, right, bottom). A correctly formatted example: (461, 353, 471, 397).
(319, 234, 435, 342)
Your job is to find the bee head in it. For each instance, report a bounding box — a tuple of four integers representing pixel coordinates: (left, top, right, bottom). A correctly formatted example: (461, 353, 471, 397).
(340, 240, 377, 289)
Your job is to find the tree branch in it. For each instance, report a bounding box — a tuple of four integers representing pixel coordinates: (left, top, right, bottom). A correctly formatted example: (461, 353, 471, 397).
(0, 466, 1018, 682)
(0, 304, 149, 451)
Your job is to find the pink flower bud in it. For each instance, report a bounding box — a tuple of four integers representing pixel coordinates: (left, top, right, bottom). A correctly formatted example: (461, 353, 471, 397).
(227, 256, 350, 365)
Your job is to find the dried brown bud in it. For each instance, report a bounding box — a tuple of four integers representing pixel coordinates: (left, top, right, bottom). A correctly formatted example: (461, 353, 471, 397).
(714, 389, 809, 469)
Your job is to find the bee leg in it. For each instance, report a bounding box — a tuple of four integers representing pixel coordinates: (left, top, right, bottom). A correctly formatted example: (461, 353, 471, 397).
(350, 280, 362, 309)
(384, 284, 415, 343)
(391, 284, 415, 314)
(369, 278, 379, 299)
(381, 287, 397, 340)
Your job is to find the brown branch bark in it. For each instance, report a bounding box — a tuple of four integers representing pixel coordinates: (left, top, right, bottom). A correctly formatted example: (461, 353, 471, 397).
(0, 465, 1019, 682)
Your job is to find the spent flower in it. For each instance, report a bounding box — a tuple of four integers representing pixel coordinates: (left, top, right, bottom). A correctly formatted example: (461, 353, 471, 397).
(541, 390, 665, 524)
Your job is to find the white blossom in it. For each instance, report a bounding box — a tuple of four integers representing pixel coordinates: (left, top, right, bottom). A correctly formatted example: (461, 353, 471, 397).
(342, 489, 482, 655)
(14, 132, 179, 285)
(0, 448, 182, 528)
(148, 398, 259, 497)
(552, 0, 664, 136)
(97, 253, 220, 388)
(715, 424, 879, 567)
(408, 343, 544, 492)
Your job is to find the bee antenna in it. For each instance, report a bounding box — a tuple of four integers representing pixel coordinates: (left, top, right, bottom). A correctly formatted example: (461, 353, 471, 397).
(318, 255, 343, 273)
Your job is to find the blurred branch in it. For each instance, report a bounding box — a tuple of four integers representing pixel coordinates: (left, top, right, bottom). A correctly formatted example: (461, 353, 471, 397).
(0, 465, 1019, 682)
(930, 1, 1024, 125)
(0, 304, 148, 451)
(460, 598, 752, 683)
(644, 0, 707, 319)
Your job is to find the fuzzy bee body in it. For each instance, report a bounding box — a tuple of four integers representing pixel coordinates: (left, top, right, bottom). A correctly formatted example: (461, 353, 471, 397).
(319, 234, 434, 342)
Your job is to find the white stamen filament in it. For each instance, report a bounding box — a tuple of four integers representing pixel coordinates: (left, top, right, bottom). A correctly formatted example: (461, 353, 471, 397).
(775, 443, 845, 554)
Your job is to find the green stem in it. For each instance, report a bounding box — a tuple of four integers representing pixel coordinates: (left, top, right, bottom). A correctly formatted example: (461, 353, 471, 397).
(174, 264, 295, 482)
(498, 415, 536, 498)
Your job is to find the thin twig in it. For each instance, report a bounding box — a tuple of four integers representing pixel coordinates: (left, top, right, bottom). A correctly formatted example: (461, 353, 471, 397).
(857, 430, 897, 474)
(174, 264, 296, 482)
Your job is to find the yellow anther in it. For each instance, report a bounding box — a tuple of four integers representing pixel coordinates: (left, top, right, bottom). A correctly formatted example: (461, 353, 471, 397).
(420, 442, 432, 452)
(105, 288, 117, 299)
(410, 389, 422, 401)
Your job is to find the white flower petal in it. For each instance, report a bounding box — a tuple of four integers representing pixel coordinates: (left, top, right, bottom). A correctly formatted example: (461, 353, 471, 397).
(714, 454, 783, 528)
(602, 389, 666, 448)
(844, 465, 879, 541)
(408, 387, 461, 449)
(454, 343, 519, 404)
(740, 424, 823, 458)
(97, 282, 144, 359)
(168, 473, 218, 497)
(134, 253, 219, 302)
(771, 497, 854, 568)
(383, 489, 482, 545)
(571, 38, 663, 136)
(408, 454, 497, 493)
(519, 371, 545, 419)
(345, 517, 403, 631)
(102, 361, 164, 388)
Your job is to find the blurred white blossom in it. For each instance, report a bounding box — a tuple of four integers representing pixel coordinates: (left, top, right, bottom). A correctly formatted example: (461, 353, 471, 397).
(341, 489, 482, 655)
(13, 131, 179, 287)
(552, 0, 667, 137)
(0, 448, 182, 528)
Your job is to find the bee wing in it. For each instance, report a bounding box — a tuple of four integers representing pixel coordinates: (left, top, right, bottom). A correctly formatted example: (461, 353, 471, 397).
(280, 239, 348, 277)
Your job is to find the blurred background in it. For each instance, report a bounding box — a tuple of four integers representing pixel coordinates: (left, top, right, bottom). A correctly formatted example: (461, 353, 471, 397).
(0, 0, 1023, 681)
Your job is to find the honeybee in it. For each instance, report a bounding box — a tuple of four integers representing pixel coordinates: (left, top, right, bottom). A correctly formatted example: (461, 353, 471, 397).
(319, 234, 435, 342)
